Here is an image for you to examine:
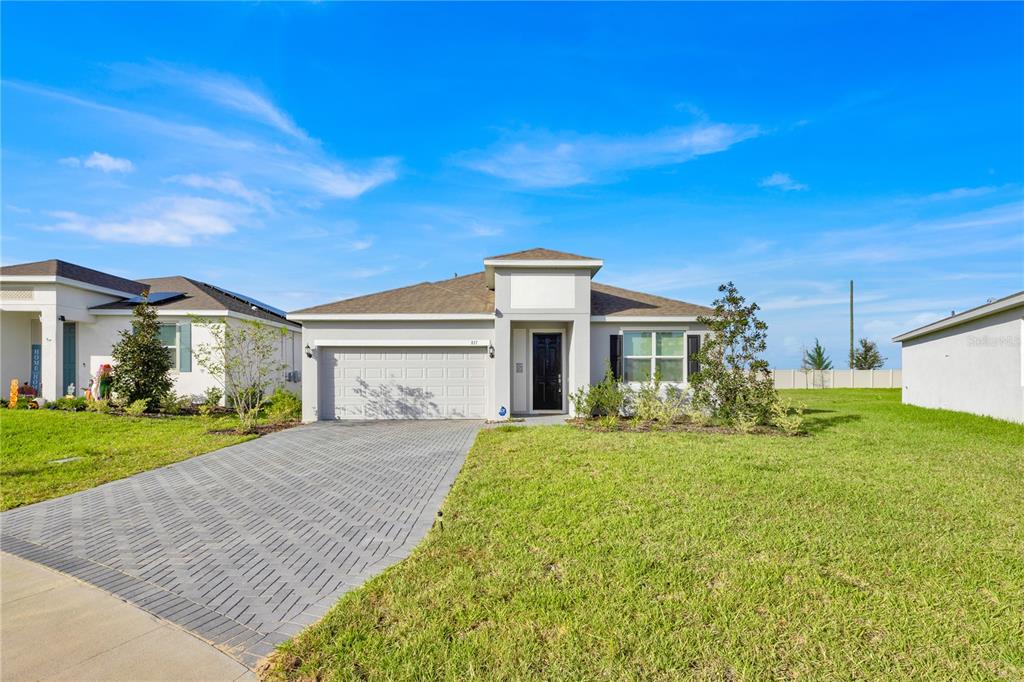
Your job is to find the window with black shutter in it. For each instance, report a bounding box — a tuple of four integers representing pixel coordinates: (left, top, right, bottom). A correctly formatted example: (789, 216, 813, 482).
(609, 334, 623, 380)
(687, 334, 701, 379)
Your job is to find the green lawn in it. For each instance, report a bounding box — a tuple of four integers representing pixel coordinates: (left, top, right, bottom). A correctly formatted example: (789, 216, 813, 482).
(267, 390, 1024, 680)
(0, 410, 256, 510)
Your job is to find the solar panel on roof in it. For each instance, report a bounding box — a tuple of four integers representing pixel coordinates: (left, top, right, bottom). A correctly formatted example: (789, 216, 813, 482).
(123, 291, 185, 304)
(208, 285, 287, 317)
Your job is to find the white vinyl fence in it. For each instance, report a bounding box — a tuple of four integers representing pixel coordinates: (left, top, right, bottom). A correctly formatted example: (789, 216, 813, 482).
(771, 369, 902, 389)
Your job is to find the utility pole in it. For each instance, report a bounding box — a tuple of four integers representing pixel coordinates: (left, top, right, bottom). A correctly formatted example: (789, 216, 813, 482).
(849, 280, 854, 369)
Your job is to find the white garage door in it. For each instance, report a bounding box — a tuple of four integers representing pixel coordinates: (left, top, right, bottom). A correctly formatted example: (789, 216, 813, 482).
(319, 347, 490, 420)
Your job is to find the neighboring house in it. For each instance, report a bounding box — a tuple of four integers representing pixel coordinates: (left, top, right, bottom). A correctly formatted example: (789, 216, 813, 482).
(894, 290, 1023, 423)
(0, 260, 302, 403)
(289, 248, 712, 421)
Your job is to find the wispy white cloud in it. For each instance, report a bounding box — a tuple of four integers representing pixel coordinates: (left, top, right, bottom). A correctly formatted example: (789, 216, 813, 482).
(43, 196, 250, 246)
(8, 79, 397, 201)
(112, 63, 311, 141)
(459, 121, 760, 188)
(413, 205, 532, 238)
(759, 171, 807, 191)
(87, 152, 134, 173)
(165, 174, 271, 211)
(296, 160, 400, 199)
(59, 152, 134, 172)
(920, 186, 998, 202)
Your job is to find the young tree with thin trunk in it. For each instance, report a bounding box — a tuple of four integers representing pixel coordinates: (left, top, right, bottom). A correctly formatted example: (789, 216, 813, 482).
(853, 338, 886, 370)
(691, 282, 778, 426)
(802, 339, 833, 370)
(192, 317, 287, 432)
(110, 297, 173, 408)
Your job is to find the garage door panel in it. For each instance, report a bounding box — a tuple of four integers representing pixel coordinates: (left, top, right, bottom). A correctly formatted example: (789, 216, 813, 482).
(320, 347, 489, 420)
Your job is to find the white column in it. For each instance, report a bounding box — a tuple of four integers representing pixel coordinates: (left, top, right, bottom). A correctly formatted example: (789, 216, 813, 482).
(567, 316, 590, 417)
(301, 331, 318, 422)
(493, 315, 511, 420)
(39, 310, 61, 402)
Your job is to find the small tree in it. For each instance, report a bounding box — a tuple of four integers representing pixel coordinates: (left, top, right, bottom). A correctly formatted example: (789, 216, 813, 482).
(193, 317, 287, 432)
(110, 298, 173, 408)
(691, 282, 778, 425)
(853, 338, 885, 369)
(802, 339, 833, 370)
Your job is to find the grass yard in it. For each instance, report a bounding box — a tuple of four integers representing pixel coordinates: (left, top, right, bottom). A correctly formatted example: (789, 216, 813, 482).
(267, 390, 1024, 680)
(0, 410, 256, 510)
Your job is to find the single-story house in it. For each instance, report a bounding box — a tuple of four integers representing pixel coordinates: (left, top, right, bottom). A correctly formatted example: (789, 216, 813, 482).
(0, 260, 302, 403)
(893, 290, 1023, 423)
(289, 248, 712, 421)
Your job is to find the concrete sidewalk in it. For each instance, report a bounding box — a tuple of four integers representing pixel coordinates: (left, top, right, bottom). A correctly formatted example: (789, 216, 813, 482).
(1, 553, 254, 682)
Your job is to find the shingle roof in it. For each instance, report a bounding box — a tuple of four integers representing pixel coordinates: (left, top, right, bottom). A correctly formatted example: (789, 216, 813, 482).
(291, 271, 710, 317)
(0, 259, 147, 296)
(291, 273, 495, 315)
(485, 247, 599, 261)
(591, 282, 713, 317)
(90, 276, 298, 327)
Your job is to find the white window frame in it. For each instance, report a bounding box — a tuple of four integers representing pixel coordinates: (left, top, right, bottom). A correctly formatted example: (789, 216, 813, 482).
(622, 330, 687, 384)
(159, 323, 180, 372)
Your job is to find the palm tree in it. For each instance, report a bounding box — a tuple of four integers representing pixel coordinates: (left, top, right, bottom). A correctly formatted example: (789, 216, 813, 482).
(802, 338, 833, 370)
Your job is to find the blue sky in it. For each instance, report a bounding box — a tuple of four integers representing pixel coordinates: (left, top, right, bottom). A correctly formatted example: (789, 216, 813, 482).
(3, 2, 1022, 367)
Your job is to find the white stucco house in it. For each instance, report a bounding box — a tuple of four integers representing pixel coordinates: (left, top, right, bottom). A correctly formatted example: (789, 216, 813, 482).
(289, 248, 712, 422)
(0, 260, 302, 403)
(894, 290, 1023, 423)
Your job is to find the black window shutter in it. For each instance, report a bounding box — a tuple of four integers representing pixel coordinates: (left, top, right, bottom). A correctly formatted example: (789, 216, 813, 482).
(687, 334, 701, 378)
(610, 334, 623, 380)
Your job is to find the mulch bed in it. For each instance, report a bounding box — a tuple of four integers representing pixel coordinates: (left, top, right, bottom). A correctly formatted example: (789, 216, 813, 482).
(207, 421, 300, 436)
(567, 417, 796, 436)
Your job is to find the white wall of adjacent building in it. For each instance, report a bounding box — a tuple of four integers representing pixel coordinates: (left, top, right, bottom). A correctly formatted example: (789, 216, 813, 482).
(1, 279, 301, 403)
(900, 306, 1023, 423)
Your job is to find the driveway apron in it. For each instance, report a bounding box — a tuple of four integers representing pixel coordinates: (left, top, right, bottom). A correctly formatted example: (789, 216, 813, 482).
(0, 420, 480, 668)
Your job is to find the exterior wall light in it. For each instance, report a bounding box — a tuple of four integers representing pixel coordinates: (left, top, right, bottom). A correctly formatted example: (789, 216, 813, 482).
(488, 344, 495, 358)
(304, 344, 313, 358)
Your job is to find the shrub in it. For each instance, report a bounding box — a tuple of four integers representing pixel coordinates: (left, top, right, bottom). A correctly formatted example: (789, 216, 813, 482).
(50, 396, 87, 412)
(87, 399, 111, 414)
(691, 281, 780, 427)
(771, 397, 805, 436)
(632, 374, 663, 422)
(596, 414, 619, 431)
(110, 297, 173, 408)
(124, 398, 149, 417)
(570, 366, 627, 418)
(265, 388, 301, 423)
(202, 387, 223, 408)
(158, 391, 193, 415)
(655, 385, 687, 424)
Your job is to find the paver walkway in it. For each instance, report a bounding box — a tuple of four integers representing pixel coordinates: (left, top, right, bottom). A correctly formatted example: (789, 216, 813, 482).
(1, 420, 480, 669)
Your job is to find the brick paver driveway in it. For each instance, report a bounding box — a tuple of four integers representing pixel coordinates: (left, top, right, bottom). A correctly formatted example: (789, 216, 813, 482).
(0, 420, 480, 668)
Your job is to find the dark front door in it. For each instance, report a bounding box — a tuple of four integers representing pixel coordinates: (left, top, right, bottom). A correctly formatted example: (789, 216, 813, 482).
(62, 322, 77, 396)
(532, 333, 562, 411)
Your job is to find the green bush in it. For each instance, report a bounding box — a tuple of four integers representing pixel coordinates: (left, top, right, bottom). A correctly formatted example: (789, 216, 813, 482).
(771, 397, 805, 435)
(158, 391, 193, 415)
(632, 374, 663, 422)
(87, 399, 111, 414)
(265, 388, 301, 423)
(124, 398, 149, 417)
(50, 396, 88, 412)
(202, 387, 223, 408)
(570, 366, 627, 418)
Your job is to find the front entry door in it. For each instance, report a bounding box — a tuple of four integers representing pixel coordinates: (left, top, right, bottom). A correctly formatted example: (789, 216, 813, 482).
(532, 333, 562, 411)
(62, 322, 77, 396)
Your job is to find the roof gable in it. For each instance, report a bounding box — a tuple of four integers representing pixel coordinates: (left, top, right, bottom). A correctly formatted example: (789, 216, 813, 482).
(485, 247, 598, 261)
(0, 259, 147, 296)
(290, 271, 710, 318)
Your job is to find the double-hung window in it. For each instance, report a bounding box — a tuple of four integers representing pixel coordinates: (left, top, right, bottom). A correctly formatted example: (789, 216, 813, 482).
(158, 323, 180, 371)
(623, 331, 685, 382)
